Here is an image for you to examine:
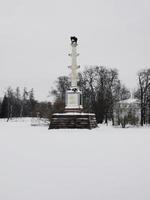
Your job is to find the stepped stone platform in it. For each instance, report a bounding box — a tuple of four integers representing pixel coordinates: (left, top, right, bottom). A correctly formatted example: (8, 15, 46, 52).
(49, 113, 97, 129)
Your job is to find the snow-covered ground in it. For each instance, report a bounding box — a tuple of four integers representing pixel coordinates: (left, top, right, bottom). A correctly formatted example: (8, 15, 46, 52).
(0, 118, 150, 200)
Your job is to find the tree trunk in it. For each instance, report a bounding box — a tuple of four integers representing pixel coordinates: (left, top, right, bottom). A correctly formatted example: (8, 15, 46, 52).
(112, 115, 115, 126)
(105, 114, 108, 125)
(148, 103, 150, 124)
(140, 108, 144, 126)
(140, 94, 144, 126)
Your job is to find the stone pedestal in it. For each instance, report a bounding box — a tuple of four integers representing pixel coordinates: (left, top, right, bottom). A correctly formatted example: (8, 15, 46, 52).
(65, 89, 83, 112)
(49, 113, 97, 129)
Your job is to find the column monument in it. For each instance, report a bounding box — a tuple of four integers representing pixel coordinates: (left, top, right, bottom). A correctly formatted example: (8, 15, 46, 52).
(65, 36, 83, 112)
(49, 37, 97, 129)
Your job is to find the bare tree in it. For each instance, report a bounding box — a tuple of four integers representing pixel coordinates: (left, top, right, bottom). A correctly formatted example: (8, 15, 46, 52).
(79, 66, 130, 124)
(137, 69, 150, 126)
(51, 76, 70, 103)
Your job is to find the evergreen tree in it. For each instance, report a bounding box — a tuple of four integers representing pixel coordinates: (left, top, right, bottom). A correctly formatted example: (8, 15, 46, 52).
(22, 87, 29, 117)
(0, 95, 9, 118)
(14, 87, 22, 117)
(29, 88, 37, 117)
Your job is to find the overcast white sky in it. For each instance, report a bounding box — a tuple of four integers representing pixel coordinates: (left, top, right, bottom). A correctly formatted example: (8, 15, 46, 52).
(0, 0, 150, 101)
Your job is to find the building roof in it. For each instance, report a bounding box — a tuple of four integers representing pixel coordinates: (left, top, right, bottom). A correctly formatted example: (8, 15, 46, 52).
(119, 98, 140, 104)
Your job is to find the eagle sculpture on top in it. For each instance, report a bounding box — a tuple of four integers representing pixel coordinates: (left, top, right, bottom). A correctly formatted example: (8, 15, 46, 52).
(70, 36, 78, 44)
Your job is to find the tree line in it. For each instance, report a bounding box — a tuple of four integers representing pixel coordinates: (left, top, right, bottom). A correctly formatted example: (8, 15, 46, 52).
(0, 87, 52, 121)
(0, 66, 150, 126)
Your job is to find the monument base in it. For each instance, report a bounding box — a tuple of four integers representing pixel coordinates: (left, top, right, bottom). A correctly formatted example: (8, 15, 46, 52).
(65, 107, 82, 113)
(49, 113, 97, 129)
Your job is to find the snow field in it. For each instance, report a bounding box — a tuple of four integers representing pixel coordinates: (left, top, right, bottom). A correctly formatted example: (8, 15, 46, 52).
(0, 119, 150, 200)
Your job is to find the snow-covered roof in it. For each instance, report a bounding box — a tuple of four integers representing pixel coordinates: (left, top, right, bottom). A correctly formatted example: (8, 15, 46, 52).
(119, 98, 140, 104)
(53, 112, 95, 116)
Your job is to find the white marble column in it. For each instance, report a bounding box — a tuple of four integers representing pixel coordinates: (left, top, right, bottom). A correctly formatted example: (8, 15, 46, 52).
(68, 41, 80, 88)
